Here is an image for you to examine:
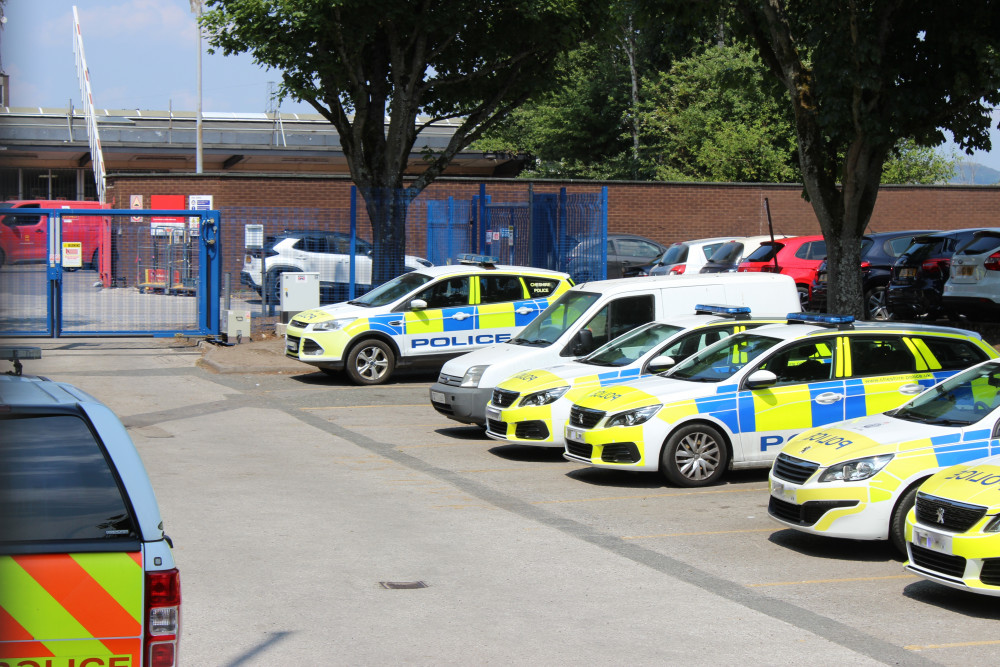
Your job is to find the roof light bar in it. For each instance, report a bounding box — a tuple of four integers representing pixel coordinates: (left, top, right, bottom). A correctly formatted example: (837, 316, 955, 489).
(786, 312, 855, 329)
(457, 253, 500, 267)
(1, 346, 42, 377)
(694, 304, 752, 319)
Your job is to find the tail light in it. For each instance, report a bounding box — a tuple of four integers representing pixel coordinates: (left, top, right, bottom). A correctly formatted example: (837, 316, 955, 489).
(669, 264, 686, 275)
(985, 252, 1000, 271)
(146, 568, 181, 667)
(860, 261, 870, 269)
(921, 258, 949, 276)
(760, 264, 781, 273)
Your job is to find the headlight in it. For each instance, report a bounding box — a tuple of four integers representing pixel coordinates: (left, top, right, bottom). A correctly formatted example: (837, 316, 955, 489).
(519, 386, 569, 407)
(461, 365, 489, 388)
(605, 405, 661, 427)
(818, 454, 894, 482)
(984, 515, 1000, 533)
(312, 317, 357, 332)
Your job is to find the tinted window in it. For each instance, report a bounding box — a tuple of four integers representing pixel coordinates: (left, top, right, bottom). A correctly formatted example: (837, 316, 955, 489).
(701, 243, 724, 260)
(956, 232, 1000, 256)
(415, 277, 470, 308)
(745, 243, 783, 262)
(795, 241, 827, 260)
(756, 338, 835, 385)
(885, 235, 917, 257)
(708, 242, 745, 265)
(479, 275, 525, 304)
(849, 336, 915, 376)
(900, 236, 946, 262)
(299, 235, 328, 253)
(659, 245, 688, 265)
(525, 278, 560, 298)
(0, 415, 136, 546)
(913, 337, 990, 371)
(579, 295, 656, 350)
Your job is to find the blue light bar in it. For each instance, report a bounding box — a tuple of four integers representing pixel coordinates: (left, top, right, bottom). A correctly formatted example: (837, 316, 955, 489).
(457, 253, 500, 266)
(786, 312, 855, 324)
(695, 304, 751, 315)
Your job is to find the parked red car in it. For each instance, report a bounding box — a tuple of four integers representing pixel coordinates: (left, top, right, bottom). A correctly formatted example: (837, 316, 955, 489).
(737, 234, 826, 306)
(0, 200, 109, 269)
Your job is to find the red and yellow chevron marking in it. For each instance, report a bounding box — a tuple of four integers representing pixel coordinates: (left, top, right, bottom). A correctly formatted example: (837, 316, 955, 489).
(0, 552, 143, 666)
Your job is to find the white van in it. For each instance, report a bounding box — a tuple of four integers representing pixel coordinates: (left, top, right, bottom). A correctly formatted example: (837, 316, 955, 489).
(429, 273, 801, 425)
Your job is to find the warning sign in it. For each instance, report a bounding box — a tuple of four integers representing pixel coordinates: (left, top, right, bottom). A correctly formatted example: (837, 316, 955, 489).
(62, 242, 83, 268)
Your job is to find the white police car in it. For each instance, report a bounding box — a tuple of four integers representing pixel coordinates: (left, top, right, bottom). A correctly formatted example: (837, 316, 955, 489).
(563, 314, 995, 487)
(284, 255, 574, 384)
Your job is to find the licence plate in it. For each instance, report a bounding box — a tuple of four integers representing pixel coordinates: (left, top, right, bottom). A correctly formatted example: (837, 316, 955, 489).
(955, 265, 975, 277)
(565, 427, 584, 442)
(486, 407, 501, 421)
(286, 338, 299, 353)
(770, 479, 796, 503)
(913, 527, 952, 554)
(431, 390, 446, 404)
(899, 267, 917, 279)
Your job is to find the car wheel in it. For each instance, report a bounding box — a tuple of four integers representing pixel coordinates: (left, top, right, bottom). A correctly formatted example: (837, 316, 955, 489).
(865, 287, 889, 320)
(890, 484, 921, 555)
(345, 339, 395, 385)
(660, 423, 729, 487)
(90, 249, 100, 271)
(796, 284, 810, 309)
(0, 248, 5, 267)
(265, 268, 286, 304)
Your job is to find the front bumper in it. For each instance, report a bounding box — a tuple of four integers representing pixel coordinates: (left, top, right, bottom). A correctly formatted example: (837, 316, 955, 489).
(886, 282, 941, 317)
(429, 381, 493, 425)
(484, 403, 561, 446)
(284, 328, 348, 368)
(562, 422, 657, 470)
(905, 522, 1000, 596)
(767, 476, 882, 539)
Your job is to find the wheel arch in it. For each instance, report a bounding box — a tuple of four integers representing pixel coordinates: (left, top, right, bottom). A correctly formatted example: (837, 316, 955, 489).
(345, 330, 402, 360)
(659, 416, 736, 471)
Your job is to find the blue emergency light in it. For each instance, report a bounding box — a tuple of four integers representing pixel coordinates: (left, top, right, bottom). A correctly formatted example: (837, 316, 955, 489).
(694, 304, 752, 319)
(457, 253, 500, 267)
(786, 312, 855, 329)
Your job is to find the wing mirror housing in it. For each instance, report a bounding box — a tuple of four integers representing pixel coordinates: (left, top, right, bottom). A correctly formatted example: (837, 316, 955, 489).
(745, 369, 777, 389)
(647, 355, 676, 374)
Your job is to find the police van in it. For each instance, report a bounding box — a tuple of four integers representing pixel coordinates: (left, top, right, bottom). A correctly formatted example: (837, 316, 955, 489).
(284, 255, 574, 385)
(0, 347, 180, 667)
(429, 272, 801, 426)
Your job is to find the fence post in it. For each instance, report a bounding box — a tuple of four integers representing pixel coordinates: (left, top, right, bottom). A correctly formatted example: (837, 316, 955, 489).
(478, 183, 487, 254)
(198, 210, 221, 335)
(447, 196, 455, 262)
(601, 186, 609, 280)
(349, 186, 357, 300)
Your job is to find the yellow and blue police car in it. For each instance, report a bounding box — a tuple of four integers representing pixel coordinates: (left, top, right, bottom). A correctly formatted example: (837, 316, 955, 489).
(284, 255, 574, 384)
(768, 358, 1000, 552)
(562, 314, 996, 487)
(0, 347, 180, 667)
(904, 452, 1000, 596)
(484, 305, 788, 447)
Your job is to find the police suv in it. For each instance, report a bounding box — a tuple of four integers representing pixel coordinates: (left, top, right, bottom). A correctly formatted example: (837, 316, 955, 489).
(284, 255, 574, 385)
(562, 314, 995, 487)
(0, 347, 180, 667)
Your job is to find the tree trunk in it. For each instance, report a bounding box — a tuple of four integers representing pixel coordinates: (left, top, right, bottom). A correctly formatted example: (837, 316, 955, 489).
(361, 186, 412, 286)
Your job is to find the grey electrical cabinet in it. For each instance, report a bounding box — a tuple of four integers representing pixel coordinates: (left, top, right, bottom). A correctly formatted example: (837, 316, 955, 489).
(280, 272, 320, 317)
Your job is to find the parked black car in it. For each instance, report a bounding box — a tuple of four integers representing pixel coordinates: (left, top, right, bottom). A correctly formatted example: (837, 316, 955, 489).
(808, 230, 936, 319)
(885, 229, 981, 320)
(565, 233, 668, 282)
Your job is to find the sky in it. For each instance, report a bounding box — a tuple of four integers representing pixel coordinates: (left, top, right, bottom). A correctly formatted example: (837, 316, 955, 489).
(2, 0, 1000, 173)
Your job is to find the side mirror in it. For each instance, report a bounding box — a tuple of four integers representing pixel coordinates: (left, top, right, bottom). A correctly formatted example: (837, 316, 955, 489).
(745, 369, 777, 389)
(572, 328, 595, 356)
(409, 298, 428, 310)
(647, 355, 676, 374)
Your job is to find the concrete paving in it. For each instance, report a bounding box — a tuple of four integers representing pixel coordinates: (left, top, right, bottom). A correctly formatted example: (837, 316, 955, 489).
(6, 336, 998, 666)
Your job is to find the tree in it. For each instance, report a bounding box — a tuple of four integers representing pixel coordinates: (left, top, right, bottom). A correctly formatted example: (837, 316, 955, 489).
(201, 0, 604, 281)
(735, 0, 1000, 317)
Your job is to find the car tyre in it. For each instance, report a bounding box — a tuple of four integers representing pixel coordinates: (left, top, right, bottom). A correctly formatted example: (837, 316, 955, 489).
(265, 268, 288, 304)
(346, 339, 395, 385)
(865, 287, 890, 320)
(890, 484, 921, 555)
(796, 284, 810, 309)
(661, 423, 729, 487)
(90, 249, 100, 271)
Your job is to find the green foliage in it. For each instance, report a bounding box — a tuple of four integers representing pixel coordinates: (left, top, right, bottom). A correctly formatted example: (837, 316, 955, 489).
(882, 140, 957, 185)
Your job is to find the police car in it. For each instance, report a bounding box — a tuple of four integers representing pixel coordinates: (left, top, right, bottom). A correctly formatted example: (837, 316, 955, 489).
(284, 255, 574, 385)
(769, 358, 1000, 552)
(484, 305, 788, 447)
(562, 314, 996, 487)
(905, 452, 1000, 596)
(0, 347, 180, 667)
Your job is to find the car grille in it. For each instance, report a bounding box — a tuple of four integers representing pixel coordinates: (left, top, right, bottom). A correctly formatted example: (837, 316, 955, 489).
(290, 318, 310, 329)
(772, 453, 820, 484)
(302, 338, 323, 355)
(514, 421, 549, 440)
(492, 388, 520, 408)
(768, 497, 859, 526)
(980, 559, 1000, 587)
(569, 406, 605, 429)
(566, 440, 593, 460)
(910, 544, 967, 579)
(601, 443, 639, 464)
(486, 419, 506, 437)
(915, 493, 987, 533)
(437, 373, 463, 387)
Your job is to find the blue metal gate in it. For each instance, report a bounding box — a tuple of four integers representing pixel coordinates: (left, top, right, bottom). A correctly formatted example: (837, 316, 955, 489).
(0, 207, 221, 337)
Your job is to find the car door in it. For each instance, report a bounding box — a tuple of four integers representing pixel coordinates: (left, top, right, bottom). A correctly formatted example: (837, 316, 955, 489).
(401, 276, 474, 358)
(738, 335, 844, 461)
(615, 238, 665, 277)
(3, 206, 47, 263)
(842, 334, 932, 418)
(475, 274, 548, 344)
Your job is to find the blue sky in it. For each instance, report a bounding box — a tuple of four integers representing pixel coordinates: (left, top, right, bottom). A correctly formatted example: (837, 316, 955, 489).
(2, 0, 999, 172)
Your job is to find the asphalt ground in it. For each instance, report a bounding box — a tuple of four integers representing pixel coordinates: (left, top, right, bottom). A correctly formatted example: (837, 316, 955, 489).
(7, 336, 1000, 665)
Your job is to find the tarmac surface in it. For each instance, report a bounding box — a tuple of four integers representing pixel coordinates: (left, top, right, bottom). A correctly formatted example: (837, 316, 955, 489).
(7, 334, 1000, 665)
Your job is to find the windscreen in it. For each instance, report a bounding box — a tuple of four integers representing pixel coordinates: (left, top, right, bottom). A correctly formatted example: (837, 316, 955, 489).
(899, 237, 946, 262)
(349, 272, 434, 307)
(707, 242, 744, 265)
(745, 242, 782, 262)
(581, 322, 684, 367)
(892, 362, 1000, 426)
(667, 333, 782, 383)
(955, 232, 1000, 256)
(659, 245, 688, 265)
(512, 291, 600, 347)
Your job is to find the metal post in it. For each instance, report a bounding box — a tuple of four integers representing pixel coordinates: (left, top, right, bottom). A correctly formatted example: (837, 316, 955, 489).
(349, 186, 357, 299)
(478, 183, 487, 254)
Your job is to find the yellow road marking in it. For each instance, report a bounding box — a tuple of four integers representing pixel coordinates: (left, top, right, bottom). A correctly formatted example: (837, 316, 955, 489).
(623, 528, 772, 539)
(747, 574, 916, 588)
(533, 486, 768, 504)
(906, 639, 1000, 651)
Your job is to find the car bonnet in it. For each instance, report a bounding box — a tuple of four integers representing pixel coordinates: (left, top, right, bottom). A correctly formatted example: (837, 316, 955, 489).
(919, 455, 1000, 510)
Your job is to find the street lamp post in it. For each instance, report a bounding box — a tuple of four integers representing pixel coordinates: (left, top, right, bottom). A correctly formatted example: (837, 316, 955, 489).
(190, 0, 203, 174)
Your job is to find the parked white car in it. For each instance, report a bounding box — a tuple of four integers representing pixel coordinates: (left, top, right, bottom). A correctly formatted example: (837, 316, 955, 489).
(942, 228, 1000, 320)
(645, 237, 736, 276)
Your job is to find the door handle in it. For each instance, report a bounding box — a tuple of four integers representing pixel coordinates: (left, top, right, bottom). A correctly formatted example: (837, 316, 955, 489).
(899, 383, 924, 395)
(389, 320, 402, 326)
(814, 392, 845, 405)
(515, 307, 532, 315)
(452, 312, 470, 321)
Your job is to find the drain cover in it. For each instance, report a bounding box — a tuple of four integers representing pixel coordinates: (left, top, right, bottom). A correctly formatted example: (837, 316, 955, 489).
(379, 581, 428, 589)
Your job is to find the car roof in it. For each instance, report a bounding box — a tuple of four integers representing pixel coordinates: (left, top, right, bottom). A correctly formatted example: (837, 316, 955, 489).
(409, 263, 571, 280)
(749, 320, 982, 341)
(571, 271, 795, 291)
(670, 236, 738, 247)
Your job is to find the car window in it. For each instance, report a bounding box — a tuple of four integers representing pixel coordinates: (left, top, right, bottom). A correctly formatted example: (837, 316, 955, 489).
(894, 363, 1000, 427)
(524, 278, 561, 298)
(701, 243, 724, 260)
(910, 336, 990, 371)
(659, 326, 734, 361)
(848, 336, 915, 376)
(659, 245, 688, 265)
(581, 322, 684, 367)
(756, 338, 835, 385)
(479, 275, 526, 304)
(708, 242, 744, 264)
(0, 414, 138, 547)
(795, 241, 827, 260)
(580, 295, 656, 349)
(745, 242, 783, 262)
(414, 277, 470, 308)
(670, 333, 782, 383)
(617, 239, 663, 259)
(297, 235, 328, 253)
(351, 272, 433, 307)
(955, 232, 1000, 256)
(885, 235, 916, 257)
(514, 291, 600, 345)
